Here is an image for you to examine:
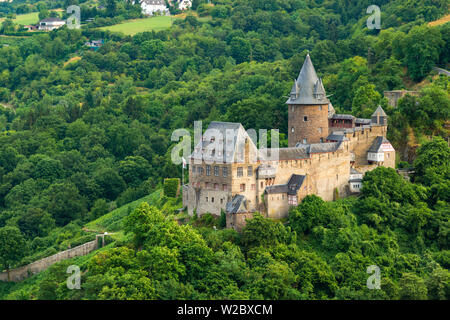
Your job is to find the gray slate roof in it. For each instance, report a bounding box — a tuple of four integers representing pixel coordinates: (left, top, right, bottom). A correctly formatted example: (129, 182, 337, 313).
(326, 132, 349, 142)
(141, 0, 166, 5)
(287, 174, 305, 195)
(372, 105, 387, 117)
(356, 118, 371, 125)
(368, 136, 390, 153)
(265, 184, 288, 194)
(331, 114, 355, 120)
(265, 174, 306, 195)
(283, 141, 342, 157)
(190, 121, 258, 163)
(309, 142, 341, 153)
(277, 147, 309, 160)
(226, 195, 247, 214)
(286, 54, 330, 105)
(40, 17, 65, 23)
(350, 167, 361, 174)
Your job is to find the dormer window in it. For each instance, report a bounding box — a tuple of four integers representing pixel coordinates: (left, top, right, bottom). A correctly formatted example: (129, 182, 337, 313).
(314, 93, 324, 100)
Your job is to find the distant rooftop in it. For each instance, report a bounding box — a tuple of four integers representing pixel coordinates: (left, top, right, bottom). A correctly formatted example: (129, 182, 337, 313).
(40, 17, 65, 23)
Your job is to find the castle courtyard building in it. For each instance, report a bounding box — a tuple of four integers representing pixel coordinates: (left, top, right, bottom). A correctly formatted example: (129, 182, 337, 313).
(182, 54, 396, 230)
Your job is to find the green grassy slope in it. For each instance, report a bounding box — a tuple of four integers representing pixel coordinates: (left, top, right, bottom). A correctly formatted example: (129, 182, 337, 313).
(0, 12, 40, 25)
(85, 188, 163, 233)
(98, 16, 175, 35)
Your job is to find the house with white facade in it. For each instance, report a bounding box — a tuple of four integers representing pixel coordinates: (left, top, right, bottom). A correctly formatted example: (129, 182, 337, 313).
(38, 17, 66, 31)
(140, 0, 170, 16)
(349, 168, 363, 193)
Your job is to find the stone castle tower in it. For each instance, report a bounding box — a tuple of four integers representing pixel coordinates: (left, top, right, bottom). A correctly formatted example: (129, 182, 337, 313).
(287, 54, 330, 147)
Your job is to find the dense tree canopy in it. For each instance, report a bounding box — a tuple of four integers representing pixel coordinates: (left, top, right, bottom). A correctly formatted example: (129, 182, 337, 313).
(0, 0, 448, 300)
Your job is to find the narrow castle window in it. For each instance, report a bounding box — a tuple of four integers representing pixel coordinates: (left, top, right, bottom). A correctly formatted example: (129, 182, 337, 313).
(211, 197, 214, 203)
(223, 167, 228, 177)
(206, 165, 211, 176)
(214, 166, 219, 176)
(319, 105, 322, 111)
(248, 166, 253, 176)
(291, 127, 295, 133)
(304, 116, 308, 121)
(237, 167, 243, 177)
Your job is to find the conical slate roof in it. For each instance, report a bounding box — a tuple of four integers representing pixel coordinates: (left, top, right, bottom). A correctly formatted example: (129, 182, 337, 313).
(287, 54, 330, 105)
(372, 105, 387, 117)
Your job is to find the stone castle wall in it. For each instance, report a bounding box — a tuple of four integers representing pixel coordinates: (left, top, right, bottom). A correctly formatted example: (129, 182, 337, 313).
(0, 239, 99, 282)
(186, 186, 229, 216)
(270, 144, 350, 201)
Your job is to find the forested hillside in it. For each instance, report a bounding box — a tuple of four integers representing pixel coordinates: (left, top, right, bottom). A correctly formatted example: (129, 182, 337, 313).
(0, 0, 449, 300)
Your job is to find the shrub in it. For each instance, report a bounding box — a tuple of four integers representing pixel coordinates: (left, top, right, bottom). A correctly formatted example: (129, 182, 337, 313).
(163, 178, 180, 198)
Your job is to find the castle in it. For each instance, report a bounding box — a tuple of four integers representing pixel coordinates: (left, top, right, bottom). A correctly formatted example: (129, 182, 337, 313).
(182, 54, 395, 230)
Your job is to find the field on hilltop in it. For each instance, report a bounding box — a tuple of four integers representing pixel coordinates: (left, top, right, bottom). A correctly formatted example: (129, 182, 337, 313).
(0, 12, 39, 25)
(98, 15, 211, 35)
(98, 16, 176, 35)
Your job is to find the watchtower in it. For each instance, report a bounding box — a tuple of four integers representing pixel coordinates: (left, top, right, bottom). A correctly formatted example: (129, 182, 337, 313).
(286, 54, 330, 146)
